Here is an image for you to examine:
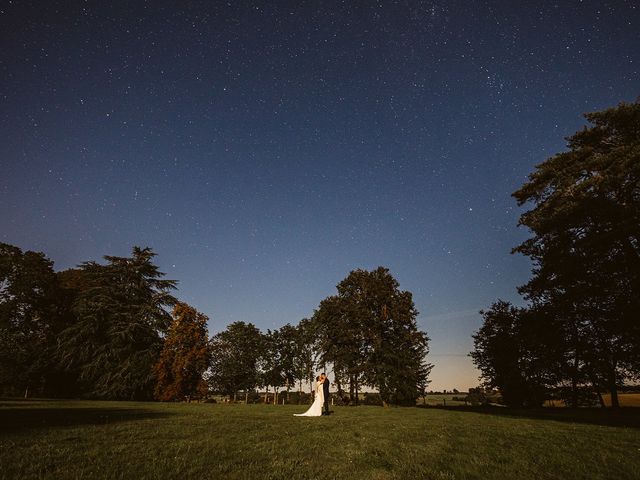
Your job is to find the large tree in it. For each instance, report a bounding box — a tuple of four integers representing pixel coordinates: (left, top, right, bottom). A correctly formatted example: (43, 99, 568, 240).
(313, 293, 367, 403)
(153, 302, 210, 401)
(293, 318, 318, 399)
(57, 246, 177, 400)
(513, 100, 640, 407)
(208, 321, 263, 402)
(259, 328, 286, 403)
(0, 243, 61, 397)
(470, 301, 553, 407)
(273, 323, 299, 401)
(314, 267, 432, 406)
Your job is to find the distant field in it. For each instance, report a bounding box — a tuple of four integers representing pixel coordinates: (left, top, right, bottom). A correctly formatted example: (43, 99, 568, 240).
(603, 393, 640, 407)
(419, 394, 468, 407)
(1, 399, 639, 479)
(544, 393, 640, 408)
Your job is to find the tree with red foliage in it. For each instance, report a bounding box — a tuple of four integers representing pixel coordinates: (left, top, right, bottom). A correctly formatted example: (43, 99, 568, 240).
(154, 302, 210, 401)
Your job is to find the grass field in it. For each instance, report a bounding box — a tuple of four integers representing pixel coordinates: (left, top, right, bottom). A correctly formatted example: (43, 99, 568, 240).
(1, 400, 639, 480)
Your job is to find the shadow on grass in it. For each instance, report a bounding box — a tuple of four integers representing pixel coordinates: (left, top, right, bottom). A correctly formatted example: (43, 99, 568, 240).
(420, 404, 640, 429)
(0, 405, 172, 433)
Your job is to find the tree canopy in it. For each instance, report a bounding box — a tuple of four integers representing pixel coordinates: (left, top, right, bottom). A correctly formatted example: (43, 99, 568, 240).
(208, 321, 263, 400)
(2, 241, 432, 406)
(0, 243, 60, 396)
(153, 302, 210, 401)
(473, 100, 640, 407)
(314, 267, 432, 406)
(57, 247, 177, 400)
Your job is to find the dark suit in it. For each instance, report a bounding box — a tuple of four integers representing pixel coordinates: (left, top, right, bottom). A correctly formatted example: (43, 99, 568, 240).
(322, 377, 330, 415)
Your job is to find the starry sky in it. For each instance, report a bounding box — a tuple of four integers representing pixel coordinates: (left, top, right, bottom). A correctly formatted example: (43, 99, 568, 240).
(1, 1, 638, 391)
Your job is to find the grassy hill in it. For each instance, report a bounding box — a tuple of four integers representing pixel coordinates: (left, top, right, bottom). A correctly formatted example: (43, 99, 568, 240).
(1, 399, 639, 479)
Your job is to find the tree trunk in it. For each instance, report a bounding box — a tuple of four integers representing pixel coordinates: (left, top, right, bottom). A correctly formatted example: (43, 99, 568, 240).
(349, 375, 354, 405)
(586, 365, 605, 408)
(380, 386, 389, 407)
(609, 357, 620, 409)
(609, 384, 620, 408)
(355, 378, 359, 406)
(567, 321, 583, 408)
(570, 350, 579, 408)
(245, 391, 248, 404)
(336, 374, 343, 400)
(589, 375, 605, 408)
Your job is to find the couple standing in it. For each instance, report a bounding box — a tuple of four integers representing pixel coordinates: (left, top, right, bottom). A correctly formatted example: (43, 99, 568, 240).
(294, 373, 330, 417)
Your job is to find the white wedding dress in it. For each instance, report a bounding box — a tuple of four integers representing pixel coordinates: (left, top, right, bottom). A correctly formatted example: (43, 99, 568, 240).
(294, 382, 324, 416)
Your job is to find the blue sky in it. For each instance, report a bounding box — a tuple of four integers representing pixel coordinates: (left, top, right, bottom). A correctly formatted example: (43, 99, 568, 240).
(2, 1, 638, 390)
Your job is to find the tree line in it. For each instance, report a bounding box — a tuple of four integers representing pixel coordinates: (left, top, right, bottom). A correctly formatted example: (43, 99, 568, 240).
(0, 244, 431, 406)
(471, 100, 640, 408)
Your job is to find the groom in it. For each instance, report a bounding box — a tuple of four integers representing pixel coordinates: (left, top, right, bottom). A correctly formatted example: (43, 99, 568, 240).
(320, 373, 330, 415)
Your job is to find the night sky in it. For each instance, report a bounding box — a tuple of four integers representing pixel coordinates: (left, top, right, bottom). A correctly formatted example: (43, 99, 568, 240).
(2, 1, 638, 390)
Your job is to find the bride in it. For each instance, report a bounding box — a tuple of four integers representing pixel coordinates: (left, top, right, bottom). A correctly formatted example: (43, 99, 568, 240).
(294, 376, 324, 416)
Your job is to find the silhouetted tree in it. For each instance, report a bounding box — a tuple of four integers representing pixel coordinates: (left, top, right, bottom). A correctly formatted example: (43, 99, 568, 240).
(513, 100, 640, 407)
(153, 302, 210, 401)
(208, 321, 263, 402)
(57, 246, 177, 400)
(293, 318, 317, 400)
(274, 323, 298, 401)
(314, 293, 367, 404)
(46, 268, 88, 397)
(470, 301, 548, 407)
(315, 267, 432, 406)
(0, 243, 61, 397)
(259, 328, 285, 403)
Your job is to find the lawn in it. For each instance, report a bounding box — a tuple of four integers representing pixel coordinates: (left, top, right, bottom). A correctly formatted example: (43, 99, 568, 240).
(1, 400, 639, 480)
